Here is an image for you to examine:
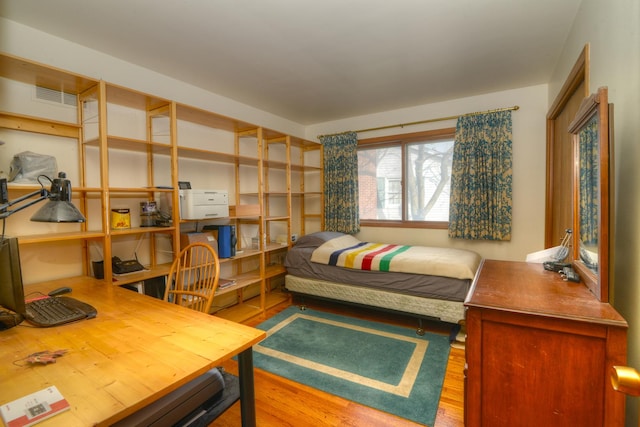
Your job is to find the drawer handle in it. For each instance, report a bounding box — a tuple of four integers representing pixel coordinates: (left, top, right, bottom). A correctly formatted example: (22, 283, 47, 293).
(611, 366, 640, 396)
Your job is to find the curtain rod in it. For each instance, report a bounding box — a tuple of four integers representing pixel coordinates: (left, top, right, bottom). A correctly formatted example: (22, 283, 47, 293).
(317, 105, 520, 139)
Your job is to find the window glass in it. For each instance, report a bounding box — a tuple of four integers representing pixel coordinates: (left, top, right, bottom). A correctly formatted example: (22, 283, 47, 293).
(358, 146, 402, 220)
(357, 129, 454, 225)
(405, 140, 453, 221)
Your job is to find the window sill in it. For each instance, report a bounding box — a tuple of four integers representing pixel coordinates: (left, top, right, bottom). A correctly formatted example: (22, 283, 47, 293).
(360, 220, 448, 230)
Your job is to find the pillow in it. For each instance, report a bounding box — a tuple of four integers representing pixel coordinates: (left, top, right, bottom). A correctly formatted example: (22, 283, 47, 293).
(293, 231, 347, 249)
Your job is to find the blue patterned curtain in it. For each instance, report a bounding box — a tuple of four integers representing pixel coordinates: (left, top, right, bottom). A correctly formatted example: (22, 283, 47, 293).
(320, 131, 360, 234)
(448, 111, 512, 240)
(579, 115, 598, 244)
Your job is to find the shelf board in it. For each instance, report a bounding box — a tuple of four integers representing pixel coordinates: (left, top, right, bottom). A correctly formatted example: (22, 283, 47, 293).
(265, 288, 290, 310)
(214, 303, 263, 323)
(237, 156, 261, 167)
(215, 290, 288, 323)
(229, 215, 261, 220)
(215, 270, 262, 297)
(0, 111, 81, 138)
(291, 191, 322, 196)
(176, 102, 255, 133)
(265, 216, 289, 222)
(109, 187, 173, 195)
(263, 159, 288, 170)
(291, 137, 321, 149)
(77, 187, 104, 194)
(106, 83, 170, 111)
(229, 204, 260, 218)
(17, 230, 105, 244)
(109, 226, 176, 236)
(177, 146, 237, 164)
(109, 135, 172, 154)
(265, 243, 288, 253)
(177, 146, 261, 167)
(112, 263, 172, 286)
(291, 164, 322, 172)
(0, 53, 98, 94)
(238, 127, 289, 142)
(220, 248, 261, 261)
(83, 135, 172, 154)
(265, 264, 286, 279)
(6, 184, 103, 194)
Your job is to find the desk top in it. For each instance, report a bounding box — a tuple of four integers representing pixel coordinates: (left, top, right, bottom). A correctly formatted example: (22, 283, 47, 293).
(465, 259, 627, 327)
(0, 276, 266, 427)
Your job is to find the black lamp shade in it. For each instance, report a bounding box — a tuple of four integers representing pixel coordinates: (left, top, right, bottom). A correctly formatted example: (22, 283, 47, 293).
(30, 172, 86, 223)
(31, 200, 86, 222)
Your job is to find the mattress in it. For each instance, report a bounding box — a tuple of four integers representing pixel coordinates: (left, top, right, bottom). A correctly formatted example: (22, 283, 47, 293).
(285, 274, 465, 324)
(284, 232, 477, 302)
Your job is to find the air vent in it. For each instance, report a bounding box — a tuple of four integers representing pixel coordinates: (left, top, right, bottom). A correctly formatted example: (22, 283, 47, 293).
(35, 86, 76, 106)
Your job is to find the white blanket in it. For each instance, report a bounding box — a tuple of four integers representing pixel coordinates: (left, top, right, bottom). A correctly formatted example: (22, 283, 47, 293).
(310, 234, 481, 280)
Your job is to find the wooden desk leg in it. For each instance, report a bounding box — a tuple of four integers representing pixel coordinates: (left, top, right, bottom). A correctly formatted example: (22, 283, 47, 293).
(238, 347, 257, 427)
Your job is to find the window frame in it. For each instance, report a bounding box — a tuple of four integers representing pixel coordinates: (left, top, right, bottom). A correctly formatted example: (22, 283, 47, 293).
(358, 127, 455, 229)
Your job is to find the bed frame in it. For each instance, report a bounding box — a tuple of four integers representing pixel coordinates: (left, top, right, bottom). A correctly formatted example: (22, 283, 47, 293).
(285, 274, 466, 335)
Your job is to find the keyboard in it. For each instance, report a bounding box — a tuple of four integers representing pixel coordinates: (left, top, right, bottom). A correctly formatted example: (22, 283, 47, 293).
(25, 296, 97, 327)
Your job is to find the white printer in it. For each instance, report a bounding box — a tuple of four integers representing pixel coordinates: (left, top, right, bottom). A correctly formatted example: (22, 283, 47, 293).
(179, 189, 229, 220)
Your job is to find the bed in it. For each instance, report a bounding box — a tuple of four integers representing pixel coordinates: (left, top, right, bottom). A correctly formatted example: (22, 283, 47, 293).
(284, 231, 482, 327)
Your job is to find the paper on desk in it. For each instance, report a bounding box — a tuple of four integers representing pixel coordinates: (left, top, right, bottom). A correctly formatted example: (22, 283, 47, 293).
(0, 385, 70, 427)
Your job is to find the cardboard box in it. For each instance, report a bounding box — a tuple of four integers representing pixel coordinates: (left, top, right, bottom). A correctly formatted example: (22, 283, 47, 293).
(180, 231, 218, 254)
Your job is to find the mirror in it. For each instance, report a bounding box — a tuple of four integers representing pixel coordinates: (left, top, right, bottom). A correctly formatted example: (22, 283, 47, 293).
(567, 87, 613, 302)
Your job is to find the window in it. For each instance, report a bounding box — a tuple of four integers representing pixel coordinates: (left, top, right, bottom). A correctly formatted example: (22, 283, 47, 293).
(357, 128, 455, 227)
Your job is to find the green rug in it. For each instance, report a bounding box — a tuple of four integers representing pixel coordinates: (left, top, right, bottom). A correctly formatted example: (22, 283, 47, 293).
(252, 307, 451, 426)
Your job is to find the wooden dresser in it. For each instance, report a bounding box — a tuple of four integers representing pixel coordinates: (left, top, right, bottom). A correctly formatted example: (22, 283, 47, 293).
(464, 260, 627, 426)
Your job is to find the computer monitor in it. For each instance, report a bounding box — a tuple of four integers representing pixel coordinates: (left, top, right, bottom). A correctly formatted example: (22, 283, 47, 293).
(0, 236, 27, 316)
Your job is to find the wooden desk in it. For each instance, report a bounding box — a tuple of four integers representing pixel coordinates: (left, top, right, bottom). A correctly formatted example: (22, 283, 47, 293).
(465, 260, 627, 427)
(0, 276, 266, 427)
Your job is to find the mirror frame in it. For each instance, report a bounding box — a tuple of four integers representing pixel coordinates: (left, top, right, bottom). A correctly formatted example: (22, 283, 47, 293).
(567, 87, 612, 302)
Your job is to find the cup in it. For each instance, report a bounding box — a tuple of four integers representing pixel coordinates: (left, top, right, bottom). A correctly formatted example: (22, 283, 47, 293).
(92, 261, 104, 279)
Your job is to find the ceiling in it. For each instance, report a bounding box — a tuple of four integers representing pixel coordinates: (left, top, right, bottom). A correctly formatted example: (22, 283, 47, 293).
(0, 0, 582, 125)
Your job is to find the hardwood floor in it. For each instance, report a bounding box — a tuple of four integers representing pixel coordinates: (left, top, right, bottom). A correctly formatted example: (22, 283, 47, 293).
(214, 299, 465, 427)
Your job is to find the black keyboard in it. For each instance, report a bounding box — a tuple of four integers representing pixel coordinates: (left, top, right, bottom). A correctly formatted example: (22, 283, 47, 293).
(25, 296, 97, 327)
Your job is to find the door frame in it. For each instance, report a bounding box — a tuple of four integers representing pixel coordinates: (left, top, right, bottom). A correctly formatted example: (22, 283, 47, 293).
(545, 44, 590, 247)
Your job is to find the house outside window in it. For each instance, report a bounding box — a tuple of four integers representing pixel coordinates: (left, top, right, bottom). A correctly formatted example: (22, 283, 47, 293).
(387, 179, 402, 207)
(357, 128, 455, 228)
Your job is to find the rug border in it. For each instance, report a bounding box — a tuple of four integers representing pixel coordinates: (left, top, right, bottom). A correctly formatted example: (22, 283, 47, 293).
(252, 306, 451, 425)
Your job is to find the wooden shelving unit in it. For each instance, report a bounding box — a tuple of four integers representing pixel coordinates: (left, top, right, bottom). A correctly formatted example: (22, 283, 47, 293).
(77, 78, 178, 281)
(0, 52, 322, 321)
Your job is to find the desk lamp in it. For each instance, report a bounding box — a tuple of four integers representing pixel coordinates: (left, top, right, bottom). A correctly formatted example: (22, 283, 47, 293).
(0, 172, 85, 330)
(0, 172, 86, 222)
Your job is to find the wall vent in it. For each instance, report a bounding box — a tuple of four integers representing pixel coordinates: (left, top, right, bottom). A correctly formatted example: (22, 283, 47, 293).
(35, 85, 76, 107)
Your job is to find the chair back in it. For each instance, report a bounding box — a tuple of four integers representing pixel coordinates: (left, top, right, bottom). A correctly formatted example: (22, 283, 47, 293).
(164, 242, 220, 313)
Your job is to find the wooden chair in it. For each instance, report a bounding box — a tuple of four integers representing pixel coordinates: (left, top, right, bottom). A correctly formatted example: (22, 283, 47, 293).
(163, 242, 220, 313)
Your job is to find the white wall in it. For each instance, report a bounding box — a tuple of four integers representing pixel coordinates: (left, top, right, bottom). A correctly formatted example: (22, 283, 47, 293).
(549, 1, 640, 425)
(307, 85, 549, 262)
(0, 17, 306, 139)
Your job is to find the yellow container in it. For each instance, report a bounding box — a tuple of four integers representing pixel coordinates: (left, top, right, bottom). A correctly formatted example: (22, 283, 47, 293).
(111, 208, 131, 230)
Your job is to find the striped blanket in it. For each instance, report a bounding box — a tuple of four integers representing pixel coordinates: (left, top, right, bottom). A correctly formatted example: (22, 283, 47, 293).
(310, 234, 481, 280)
